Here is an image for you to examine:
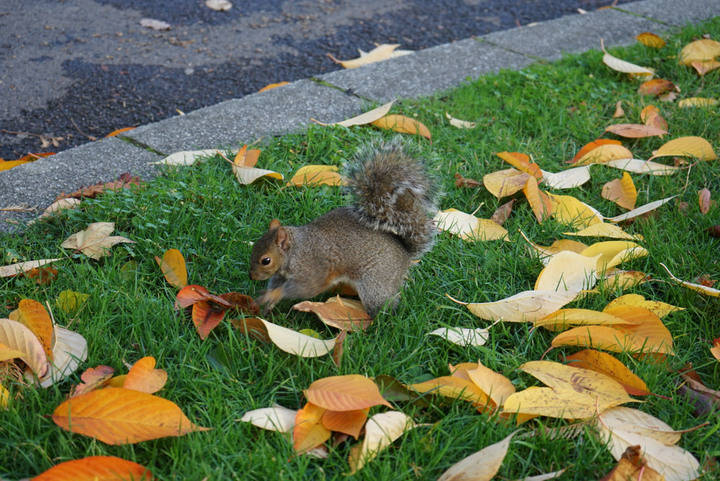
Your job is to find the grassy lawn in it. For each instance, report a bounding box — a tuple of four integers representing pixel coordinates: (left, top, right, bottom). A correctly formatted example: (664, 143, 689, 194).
(2, 17, 719, 481)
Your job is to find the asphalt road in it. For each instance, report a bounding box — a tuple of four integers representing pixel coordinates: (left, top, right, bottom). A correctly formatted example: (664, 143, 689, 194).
(0, 0, 629, 160)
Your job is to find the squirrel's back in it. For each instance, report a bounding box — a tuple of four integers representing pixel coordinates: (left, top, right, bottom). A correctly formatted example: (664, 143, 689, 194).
(345, 139, 438, 258)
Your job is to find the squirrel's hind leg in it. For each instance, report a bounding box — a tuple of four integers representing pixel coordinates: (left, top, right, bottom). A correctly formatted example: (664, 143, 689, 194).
(355, 276, 403, 318)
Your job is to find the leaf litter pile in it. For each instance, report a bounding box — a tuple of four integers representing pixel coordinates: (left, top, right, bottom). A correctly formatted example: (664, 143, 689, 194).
(2, 20, 720, 481)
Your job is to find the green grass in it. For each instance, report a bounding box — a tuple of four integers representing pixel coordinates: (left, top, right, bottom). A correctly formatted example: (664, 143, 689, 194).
(2, 18, 720, 480)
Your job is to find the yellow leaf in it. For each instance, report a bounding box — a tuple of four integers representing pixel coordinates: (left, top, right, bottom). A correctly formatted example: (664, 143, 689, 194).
(679, 38, 720, 65)
(482, 168, 530, 199)
(574, 144, 634, 166)
(522, 234, 587, 263)
(659, 263, 720, 297)
(604, 294, 683, 318)
(9, 299, 54, 360)
(496, 152, 542, 179)
(566, 350, 649, 396)
(304, 375, 391, 411)
(52, 387, 210, 444)
(154, 249, 188, 289)
(293, 402, 331, 453)
(434, 208, 509, 241)
(650, 136, 717, 161)
(541, 165, 591, 189)
(466, 361, 516, 407)
(0, 342, 26, 362)
(0, 384, 8, 409)
(287, 165, 344, 186)
(437, 431, 516, 481)
(371, 114, 431, 139)
(548, 193, 603, 229)
(690, 59, 720, 76)
(571, 138, 622, 163)
(523, 176, 553, 223)
(640, 105, 668, 131)
(56, 290, 90, 314)
(455, 289, 580, 323)
(257, 81, 289, 92)
(534, 308, 639, 331)
(564, 223, 642, 241)
(232, 144, 260, 167)
(636, 32, 666, 48)
(503, 361, 634, 419)
(535, 251, 599, 292)
(60, 222, 134, 260)
(329, 44, 410, 69)
(408, 376, 489, 406)
(678, 97, 718, 108)
(600, 270, 649, 291)
(581, 240, 646, 270)
(602, 173, 637, 210)
(348, 411, 416, 473)
(123, 357, 168, 394)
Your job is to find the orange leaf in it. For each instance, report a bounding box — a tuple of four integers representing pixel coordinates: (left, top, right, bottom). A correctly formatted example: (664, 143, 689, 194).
(192, 300, 226, 340)
(636, 32, 666, 49)
(571, 139, 622, 164)
(604, 306, 674, 354)
(496, 152, 542, 179)
(574, 144, 633, 166)
(52, 387, 210, 444)
(602, 172, 637, 210)
(70, 365, 115, 397)
(711, 339, 720, 361)
(105, 127, 136, 138)
(293, 402, 331, 453)
(321, 408, 369, 439)
(154, 249, 188, 289)
(408, 376, 489, 407)
(640, 105, 668, 131)
(9, 299, 54, 360)
(566, 349, 650, 396)
(371, 114, 431, 139)
(123, 357, 167, 394)
(604, 123, 666, 138)
(304, 375, 391, 411)
(258, 81, 289, 93)
(637, 78, 676, 96)
(523, 176, 552, 223)
(232, 144, 261, 168)
(31, 455, 152, 481)
(175, 285, 231, 309)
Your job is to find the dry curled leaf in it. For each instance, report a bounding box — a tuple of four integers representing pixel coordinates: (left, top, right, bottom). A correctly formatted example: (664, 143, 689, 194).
(292, 296, 372, 331)
(313, 101, 394, 127)
(371, 114, 431, 139)
(636, 32, 666, 49)
(328, 44, 411, 69)
(61, 222, 134, 260)
(602, 172, 637, 210)
(637, 78, 676, 97)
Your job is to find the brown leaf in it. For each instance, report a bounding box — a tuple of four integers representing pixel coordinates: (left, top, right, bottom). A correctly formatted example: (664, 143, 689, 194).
(691, 59, 720, 76)
(612, 100, 625, 118)
(56, 173, 142, 201)
(230, 317, 271, 343)
(123, 357, 167, 394)
(698, 188, 711, 214)
(175, 285, 232, 309)
(637, 78, 676, 96)
(52, 387, 210, 444)
(454, 173, 482, 188)
(332, 329, 347, 368)
(23, 265, 58, 285)
(605, 123, 666, 138)
(292, 296, 372, 330)
(708, 225, 720, 238)
(60, 222, 134, 260)
(490, 199, 515, 226)
(70, 365, 115, 397)
(599, 446, 665, 481)
(640, 105, 668, 131)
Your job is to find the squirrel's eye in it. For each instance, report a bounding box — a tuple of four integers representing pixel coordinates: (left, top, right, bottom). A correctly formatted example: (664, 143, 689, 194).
(261, 257, 271, 266)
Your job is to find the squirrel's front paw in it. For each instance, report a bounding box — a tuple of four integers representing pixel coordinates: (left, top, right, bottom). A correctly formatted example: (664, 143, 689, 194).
(257, 287, 283, 315)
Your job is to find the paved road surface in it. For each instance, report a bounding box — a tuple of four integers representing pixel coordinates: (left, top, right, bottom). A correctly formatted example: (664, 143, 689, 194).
(0, 0, 627, 159)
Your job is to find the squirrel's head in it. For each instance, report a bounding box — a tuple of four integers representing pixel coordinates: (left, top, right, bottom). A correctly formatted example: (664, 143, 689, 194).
(249, 218, 290, 280)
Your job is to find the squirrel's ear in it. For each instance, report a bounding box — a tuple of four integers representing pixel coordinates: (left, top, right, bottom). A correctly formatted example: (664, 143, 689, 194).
(269, 218, 282, 230)
(274, 226, 291, 251)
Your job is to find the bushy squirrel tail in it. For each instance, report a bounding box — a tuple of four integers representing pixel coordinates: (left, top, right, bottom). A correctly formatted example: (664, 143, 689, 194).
(345, 138, 438, 258)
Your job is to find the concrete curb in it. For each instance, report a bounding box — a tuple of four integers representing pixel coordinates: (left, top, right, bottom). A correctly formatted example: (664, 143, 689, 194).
(1, 0, 718, 233)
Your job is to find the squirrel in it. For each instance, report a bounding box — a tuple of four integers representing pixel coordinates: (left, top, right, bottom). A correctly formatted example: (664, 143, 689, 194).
(249, 139, 438, 318)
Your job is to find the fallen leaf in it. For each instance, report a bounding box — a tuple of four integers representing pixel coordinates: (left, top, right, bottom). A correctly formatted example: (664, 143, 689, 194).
(287, 165, 344, 186)
(650, 136, 717, 161)
(446, 112, 477, 129)
(606, 196, 676, 223)
(490, 199, 515, 225)
(408, 375, 489, 406)
(640, 105, 668, 131)
(371, 114, 431, 139)
(348, 411, 416, 473)
(564, 223, 642, 241)
(104, 127, 136, 137)
(637, 32, 666, 49)
(292, 296, 372, 331)
(321, 407, 368, 438)
(497, 152, 542, 179)
(599, 270, 649, 291)
(548, 193, 604, 229)
(602, 172, 637, 210)
(483, 168, 530, 198)
(70, 365, 115, 398)
(293, 402, 331, 453)
(541, 165, 591, 189)
(304, 375, 390, 411)
(9, 299, 53, 360)
(503, 361, 634, 419)
(0, 318, 48, 378)
(23, 265, 58, 285)
(329, 44, 410, 69)
(437, 431, 516, 481)
(523, 176, 553, 223)
(239, 405, 297, 433)
(155, 249, 188, 289)
(603, 158, 678, 176)
(466, 361, 516, 407)
(123, 357, 167, 394)
(678, 38, 720, 66)
(678, 97, 719, 108)
(0, 259, 61, 278)
(604, 294, 683, 318)
(429, 327, 489, 347)
(313, 101, 394, 127)
(258, 81, 290, 92)
(534, 308, 641, 331)
(599, 446, 666, 481)
(140, 18, 170, 30)
(613, 100, 625, 118)
(39, 325, 88, 388)
(53, 387, 210, 444)
(601, 40, 655, 78)
(535, 250, 599, 292)
(605, 123, 666, 138)
(453, 289, 580, 323)
(711, 339, 720, 361)
(698, 188, 711, 214)
(566, 350, 649, 396)
(36, 198, 82, 221)
(660, 263, 720, 297)
(522, 235, 588, 262)
(61, 222, 134, 259)
(574, 144, 634, 166)
(434, 209, 508, 241)
(205, 0, 232, 11)
(154, 149, 238, 166)
(690, 59, 720, 75)
(571, 139, 622, 164)
(31, 456, 153, 481)
(637, 79, 676, 97)
(454, 173, 482, 188)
